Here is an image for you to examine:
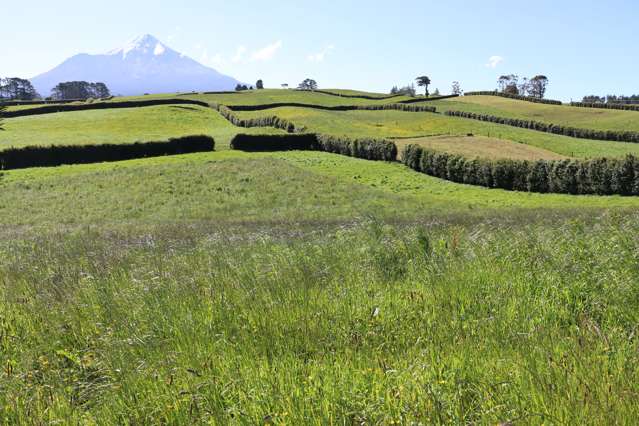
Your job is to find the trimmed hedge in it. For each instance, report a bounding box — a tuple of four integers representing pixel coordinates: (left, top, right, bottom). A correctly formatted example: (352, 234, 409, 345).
(0, 99, 87, 107)
(570, 102, 639, 112)
(397, 94, 460, 104)
(4, 99, 210, 118)
(230, 133, 397, 161)
(226, 103, 437, 113)
(445, 110, 639, 143)
(464, 91, 563, 105)
(401, 144, 639, 195)
(0, 135, 215, 170)
(215, 104, 302, 133)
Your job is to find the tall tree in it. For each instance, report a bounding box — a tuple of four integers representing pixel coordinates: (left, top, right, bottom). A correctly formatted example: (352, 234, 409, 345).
(529, 75, 549, 98)
(298, 79, 318, 90)
(518, 77, 530, 97)
(451, 81, 462, 95)
(415, 76, 431, 96)
(498, 74, 518, 93)
(256, 79, 264, 89)
(0, 78, 39, 100)
(51, 81, 110, 100)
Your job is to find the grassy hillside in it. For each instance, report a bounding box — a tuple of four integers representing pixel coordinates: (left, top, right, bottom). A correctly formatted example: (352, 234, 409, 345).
(396, 135, 567, 160)
(233, 107, 639, 158)
(431, 95, 639, 132)
(0, 105, 282, 150)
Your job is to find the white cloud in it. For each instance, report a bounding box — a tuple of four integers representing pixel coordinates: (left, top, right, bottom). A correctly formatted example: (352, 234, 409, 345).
(200, 49, 224, 67)
(232, 46, 247, 63)
(307, 44, 335, 62)
(251, 40, 282, 61)
(485, 55, 504, 69)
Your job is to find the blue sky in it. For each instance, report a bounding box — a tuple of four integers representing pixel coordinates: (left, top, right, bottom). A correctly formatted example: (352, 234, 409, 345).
(2, 0, 638, 100)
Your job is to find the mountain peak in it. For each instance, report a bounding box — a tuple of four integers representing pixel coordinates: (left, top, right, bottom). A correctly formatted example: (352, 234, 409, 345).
(107, 34, 167, 58)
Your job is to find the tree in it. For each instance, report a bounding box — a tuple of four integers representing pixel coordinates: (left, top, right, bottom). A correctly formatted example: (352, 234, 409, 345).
(298, 79, 318, 90)
(518, 77, 530, 97)
(497, 74, 518, 93)
(0, 78, 39, 100)
(51, 81, 110, 100)
(390, 86, 399, 95)
(432, 88, 441, 96)
(529, 75, 549, 99)
(415, 76, 431, 96)
(235, 84, 249, 91)
(504, 84, 519, 95)
(256, 79, 264, 89)
(451, 81, 462, 95)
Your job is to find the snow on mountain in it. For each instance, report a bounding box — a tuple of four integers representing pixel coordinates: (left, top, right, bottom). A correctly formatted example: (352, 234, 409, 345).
(31, 34, 241, 97)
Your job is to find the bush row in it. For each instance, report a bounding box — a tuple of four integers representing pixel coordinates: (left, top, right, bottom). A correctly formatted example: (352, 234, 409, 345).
(4, 99, 210, 118)
(226, 103, 437, 113)
(0, 98, 86, 106)
(297, 89, 405, 100)
(0, 135, 215, 170)
(402, 144, 639, 195)
(397, 94, 460, 104)
(230, 133, 397, 161)
(215, 104, 302, 133)
(445, 110, 639, 143)
(464, 91, 563, 105)
(570, 102, 639, 112)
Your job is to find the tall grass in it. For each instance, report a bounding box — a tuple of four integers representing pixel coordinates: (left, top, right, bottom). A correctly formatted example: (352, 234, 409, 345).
(2, 217, 639, 423)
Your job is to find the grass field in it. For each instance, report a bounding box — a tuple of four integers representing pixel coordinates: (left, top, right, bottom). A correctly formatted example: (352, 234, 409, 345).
(233, 106, 639, 158)
(431, 95, 639, 132)
(3, 88, 639, 423)
(395, 135, 567, 160)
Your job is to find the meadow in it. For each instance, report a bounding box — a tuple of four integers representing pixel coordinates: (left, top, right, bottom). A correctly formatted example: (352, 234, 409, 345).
(2, 88, 639, 423)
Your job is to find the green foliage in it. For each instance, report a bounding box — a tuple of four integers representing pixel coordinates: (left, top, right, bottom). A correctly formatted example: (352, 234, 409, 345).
(571, 102, 639, 112)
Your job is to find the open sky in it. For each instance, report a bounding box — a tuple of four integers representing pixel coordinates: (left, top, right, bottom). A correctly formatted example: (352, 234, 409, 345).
(2, 0, 638, 100)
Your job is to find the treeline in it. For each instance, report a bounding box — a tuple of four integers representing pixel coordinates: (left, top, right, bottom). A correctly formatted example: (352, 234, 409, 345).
(465, 91, 562, 105)
(230, 133, 397, 161)
(0, 78, 39, 101)
(582, 95, 639, 104)
(4, 99, 209, 118)
(402, 144, 639, 195)
(444, 110, 639, 143)
(226, 103, 437, 113)
(0, 135, 215, 170)
(51, 81, 110, 100)
(570, 102, 639, 112)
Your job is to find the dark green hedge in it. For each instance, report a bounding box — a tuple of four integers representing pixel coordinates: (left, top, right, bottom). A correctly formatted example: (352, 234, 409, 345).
(0, 135, 215, 170)
(397, 94, 460, 104)
(570, 102, 639, 112)
(464, 91, 563, 105)
(230, 133, 397, 161)
(226, 103, 436, 113)
(445, 110, 639, 143)
(4, 99, 210, 118)
(402, 144, 639, 195)
(216, 104, 301, 133)
(0, 99, 86, 106)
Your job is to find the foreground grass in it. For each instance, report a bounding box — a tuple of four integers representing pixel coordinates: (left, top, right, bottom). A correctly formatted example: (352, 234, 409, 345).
(395, 135, 567, 160)
(1, 217, 638, 423)
(0, 105, 282, 150)
(431, 95, 639, 132)
(233, 107, 639, 158)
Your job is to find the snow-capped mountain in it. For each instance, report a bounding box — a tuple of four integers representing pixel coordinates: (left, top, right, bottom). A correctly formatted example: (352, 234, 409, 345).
(30, 34, 241, 97)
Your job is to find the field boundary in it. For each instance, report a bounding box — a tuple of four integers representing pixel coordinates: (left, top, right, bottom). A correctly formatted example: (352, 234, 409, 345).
(225, 102, 437, 113)
(445, 110, 639, 143)
(0, 135, 215, 170)
(570, 102, 639, 112)
(464, 91, 563, 105)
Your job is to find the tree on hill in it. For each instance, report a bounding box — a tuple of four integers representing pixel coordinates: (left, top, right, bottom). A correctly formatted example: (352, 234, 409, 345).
(256, 79, 264, 89)
(432, 88, 441, 96)
(390, 86, 399, 95)
(529, 75, 549, 99)
(235, 84, 249, 91)
(298, 79, 318, 91)
(498, 75, 519, 94)
(51, 81, 110, 100)
(0, 77, 40, 101)
(451, 81, 462, 95)
(415, 76, 431, 96)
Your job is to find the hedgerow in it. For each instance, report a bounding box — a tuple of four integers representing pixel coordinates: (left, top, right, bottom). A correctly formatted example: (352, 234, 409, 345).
(464, 91, 563, 105)
(445, 110, 639, 143)
(0, 135, 214, 170)
(570, 102, 639, 112)
(215, 104, 302, 133)
(401, 144, 639, 195)
(226, 103, 437, 113)
(230, 133, 397, 161)
(4, 99, 210, 118)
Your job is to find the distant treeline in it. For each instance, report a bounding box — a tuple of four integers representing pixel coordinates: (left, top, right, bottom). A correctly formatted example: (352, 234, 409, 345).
(570, 102, 639, 112)
(230, 133, 397, 161)
(444, 110, 639, 143)
(0, 78, 39, 101)
(465, 91, 563, 105)
(51, 81, 110, 100)
(402, 144, 639, 195)
(3, 99, 209, 118)
(582, 95, 639, 105)
(226, 103, 437, 113)
(0, 135, 215, 170)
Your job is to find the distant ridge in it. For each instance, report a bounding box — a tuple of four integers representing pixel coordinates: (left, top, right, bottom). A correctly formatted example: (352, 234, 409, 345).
(30, 34, 242, 97)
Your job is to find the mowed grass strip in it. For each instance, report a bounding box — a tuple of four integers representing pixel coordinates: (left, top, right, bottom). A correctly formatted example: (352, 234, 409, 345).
(431, 95, 639, 133)
(0, 105, 283, 150)
(233, 107, 639, 158)
(396, 135, 567, 160)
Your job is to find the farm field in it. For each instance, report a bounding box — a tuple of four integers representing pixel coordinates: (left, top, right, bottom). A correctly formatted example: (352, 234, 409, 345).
(2, 88, 639, 423)
(431, 95, 639, 132)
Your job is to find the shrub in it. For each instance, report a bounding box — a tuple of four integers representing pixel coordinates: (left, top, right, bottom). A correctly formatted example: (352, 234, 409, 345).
(0, 135, 215, 170)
